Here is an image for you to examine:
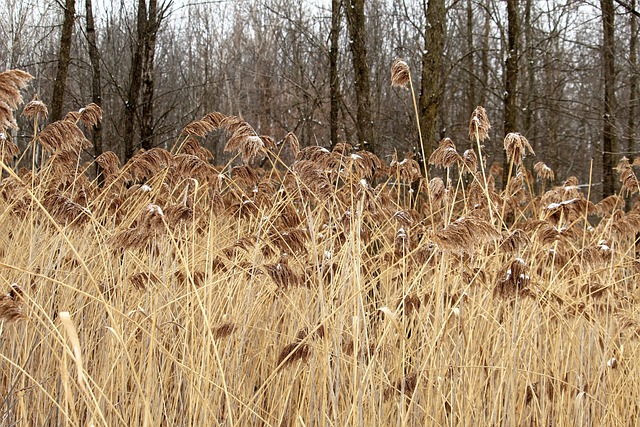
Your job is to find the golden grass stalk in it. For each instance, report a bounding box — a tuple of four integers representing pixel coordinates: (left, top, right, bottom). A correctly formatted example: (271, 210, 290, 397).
(59, 311, 87, 392)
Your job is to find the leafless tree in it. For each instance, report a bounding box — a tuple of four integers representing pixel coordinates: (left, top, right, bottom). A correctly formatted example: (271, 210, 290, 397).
(50, 0, 76, 123)
(601, 0, 616, 197)
(85, 0, 102, 159)
(345, 0, 375, 153)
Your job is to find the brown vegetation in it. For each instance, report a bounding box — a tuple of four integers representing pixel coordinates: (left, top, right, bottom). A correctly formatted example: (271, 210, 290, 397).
(0, 71, 638, 426)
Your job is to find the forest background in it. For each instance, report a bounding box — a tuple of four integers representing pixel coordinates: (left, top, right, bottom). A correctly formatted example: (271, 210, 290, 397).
(1, 0, 638, 198)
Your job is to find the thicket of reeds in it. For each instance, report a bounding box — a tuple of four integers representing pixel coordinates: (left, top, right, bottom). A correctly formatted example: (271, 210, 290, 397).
(0, 67, 639, 426)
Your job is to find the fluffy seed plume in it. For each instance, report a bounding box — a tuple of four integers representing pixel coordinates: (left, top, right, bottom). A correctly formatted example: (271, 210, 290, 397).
(617, 157, 640, 195)
(0, 284, 26, 323)
(0, 134, 20, 163)
(183, 117, 216, 137)
(462, 149, 478, 172)
(504, 132, 534, 166)
(429, 138, 461, 168)
(22, 94, 48, 121)
(534, 161, 555, 181)
(469, 106, 491, 142)
(494, 258, 531, 298)
(434, 216, 500, 252)
(95, 151, 122, 182)
(265, 254, 303, 290)
(0, 69, 33, 131)
(179, 137, 214, 161)
(391, 59, 410, 88)
(38, 120, 91, 153)
(389, 152, 422, 182)
(78, 103, 102, 127)
(283, 132, 300, 157)
(277, 342, 311, 367)
(213, 322, 236, 339)
(128, 272, 161, 291)
(223, 116, 265, 163)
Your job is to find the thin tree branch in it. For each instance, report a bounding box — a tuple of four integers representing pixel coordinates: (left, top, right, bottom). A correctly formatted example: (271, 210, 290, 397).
(615, 0, 640, 17)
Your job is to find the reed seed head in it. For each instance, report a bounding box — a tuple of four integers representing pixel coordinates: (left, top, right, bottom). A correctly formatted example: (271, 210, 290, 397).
(391, 59, 410, 88)
(469, 106, 491, 142)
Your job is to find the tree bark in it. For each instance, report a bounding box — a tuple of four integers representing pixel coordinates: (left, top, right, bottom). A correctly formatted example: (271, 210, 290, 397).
(85, 0, 103, 159)
(523, 0, 535, 138)
(479, 0, 491, 106)
(503, 0, 520, 187)
(329, 0, 342, 148)
(601, 0, 616, 197)
(140, 0, 164, 150)
(419, 0, 446, 156)
(50, 0, 76, 123)
(123, 0, 147, 160)
(466, 0, 476, 112)
(629, 0, 638, 158)
(345, 0, 375, 153)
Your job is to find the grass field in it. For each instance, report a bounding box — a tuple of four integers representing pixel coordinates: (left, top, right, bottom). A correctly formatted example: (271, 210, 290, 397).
(0, 69, 639, 426)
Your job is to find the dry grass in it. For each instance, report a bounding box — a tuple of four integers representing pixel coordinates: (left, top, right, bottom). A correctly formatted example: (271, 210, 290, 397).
(0, 71, 639, 426)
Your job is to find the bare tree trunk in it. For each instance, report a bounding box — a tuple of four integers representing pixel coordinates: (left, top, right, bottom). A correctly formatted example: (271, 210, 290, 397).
(524, 0, 535, 138)
(85, 0, 102, 159)
(50, 0, 76, 123)
(330, 0, 342, 148)
(345, 0, 375, 153)
(466, 0, 476, 112)
(479, 0, 491, 106)
(629, 0, 638, 159)
(601, 0, 616, 197)
(503, 0, 520, 187)
(123, 0, 147, 160)
(418, 0, 445, 157)
(140, 0, 165, 150)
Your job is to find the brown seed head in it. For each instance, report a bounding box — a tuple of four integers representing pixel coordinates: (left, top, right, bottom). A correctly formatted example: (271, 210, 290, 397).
(22, 94, 48, 120)
(213, 322, 236, 339)
(391, 59, 411, 88)
(183, 118, 216, 137)
(79, 103, 102, 127)
(434, 216, 500, 253)
(0, 70, 33, 131)
(462, 149, 478, 172)
(0, 295, 25, 323)
(38, 120, 91, 153)
(504, 132, 534, 166)
(277, 342, 311, 367)
(128, 272, 160, 291)
(429, 138, 461, 168)
(222, 116, 265, 163)
(0, 135, 20, 163)
(533, 161, 554, 181)
(283, 132, 300, 157)
(469, 106, 491, 142)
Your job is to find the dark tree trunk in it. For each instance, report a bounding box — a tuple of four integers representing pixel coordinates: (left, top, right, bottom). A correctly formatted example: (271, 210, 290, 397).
(466, 0, 476, 113)
(629, 0, 638, 159)
(601, 0, 616, 197)
(503, 0, 520, 187)
(524, 0, 535, 138)
(50, 0, 76, 123)
(123, 0, 147, 160)
(140, 0, 163, 150)
(85, 0, 103, 159)
(329, 0, 342, 148)
(418, 0, 446, 157)
(345, 0, 375, 153)
(479, 0, 491, 106)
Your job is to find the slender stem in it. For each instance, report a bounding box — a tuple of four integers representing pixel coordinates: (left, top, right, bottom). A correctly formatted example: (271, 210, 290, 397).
(474, 121, 495, 223)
